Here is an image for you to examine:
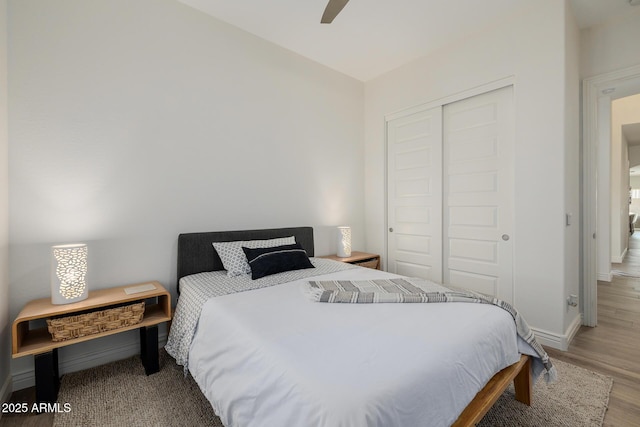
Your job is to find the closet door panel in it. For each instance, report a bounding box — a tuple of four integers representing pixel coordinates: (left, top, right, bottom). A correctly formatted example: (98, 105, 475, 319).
(443, 86, 514, 303)
(387, 107, 443, 282)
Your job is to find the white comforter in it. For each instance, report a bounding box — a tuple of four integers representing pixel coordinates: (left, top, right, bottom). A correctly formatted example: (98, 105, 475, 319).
(188, 266, 523, 427)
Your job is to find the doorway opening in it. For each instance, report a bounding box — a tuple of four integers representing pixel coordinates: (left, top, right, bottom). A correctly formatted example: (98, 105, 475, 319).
(582, 64, 640, 326)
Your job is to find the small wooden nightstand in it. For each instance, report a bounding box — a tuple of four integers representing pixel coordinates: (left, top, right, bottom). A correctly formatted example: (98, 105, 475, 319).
(12, 281, 171, 403)
(320, 251, 381, 270)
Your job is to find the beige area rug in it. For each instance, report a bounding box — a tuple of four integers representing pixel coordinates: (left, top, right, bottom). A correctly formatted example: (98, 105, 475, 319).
(54, 352, 612, 427)
(477, 360, 613, 427)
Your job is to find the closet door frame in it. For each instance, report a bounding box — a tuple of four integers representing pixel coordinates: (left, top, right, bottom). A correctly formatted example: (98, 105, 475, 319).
(384, 76, 515, 273)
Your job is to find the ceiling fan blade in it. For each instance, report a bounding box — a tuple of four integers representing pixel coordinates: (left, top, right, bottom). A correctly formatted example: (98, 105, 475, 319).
(321, 0, 350, 24)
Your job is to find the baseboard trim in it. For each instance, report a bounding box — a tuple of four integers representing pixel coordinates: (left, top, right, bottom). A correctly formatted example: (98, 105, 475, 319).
(565, 313, 582, 346)
(531, 327, 563, 349)
(597, 271, 612, 282)
(531, 317, 580, 351)
(611, 247, 627, 264)
(11, 333, 167, 391)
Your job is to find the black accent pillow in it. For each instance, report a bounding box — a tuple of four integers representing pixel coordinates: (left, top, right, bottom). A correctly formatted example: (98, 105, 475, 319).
(242, 243, 314, 280)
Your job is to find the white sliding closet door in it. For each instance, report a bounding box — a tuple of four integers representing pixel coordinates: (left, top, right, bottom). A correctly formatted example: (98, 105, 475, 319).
(386, 86, 514, 302)
(443, 86, 514, 302)
(387, 107, 443, 281)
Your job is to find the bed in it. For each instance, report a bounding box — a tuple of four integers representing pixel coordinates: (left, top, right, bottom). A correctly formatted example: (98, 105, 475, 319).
(166, 226, 554, 427)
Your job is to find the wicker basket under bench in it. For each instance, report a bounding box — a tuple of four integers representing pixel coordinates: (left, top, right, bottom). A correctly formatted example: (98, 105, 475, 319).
(12, 281, 172, 403)
(46, 301, 146, 342)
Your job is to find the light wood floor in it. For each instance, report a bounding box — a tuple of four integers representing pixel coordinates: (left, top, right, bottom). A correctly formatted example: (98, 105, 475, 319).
(3, 240, 640, 426)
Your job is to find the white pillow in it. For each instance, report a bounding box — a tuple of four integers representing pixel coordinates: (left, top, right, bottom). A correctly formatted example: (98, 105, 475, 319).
(213, 236, 295, 277)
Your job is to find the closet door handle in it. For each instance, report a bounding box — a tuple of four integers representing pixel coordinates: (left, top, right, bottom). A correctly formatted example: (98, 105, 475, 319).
(501, 234, 510, 241)
(389, 228, 394, 232)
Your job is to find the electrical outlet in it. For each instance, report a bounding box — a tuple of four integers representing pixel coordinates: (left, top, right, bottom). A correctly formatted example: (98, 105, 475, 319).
(567, 294, 578, 307)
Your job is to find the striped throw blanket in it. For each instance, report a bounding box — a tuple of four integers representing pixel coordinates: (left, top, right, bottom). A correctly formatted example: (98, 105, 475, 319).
(307, 277, 557, 383)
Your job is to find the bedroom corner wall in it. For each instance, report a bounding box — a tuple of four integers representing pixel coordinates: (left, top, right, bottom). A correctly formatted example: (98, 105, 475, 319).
(0, 0, 11, 406)
(364, 0, 576, 347)
(8, 0, 364, 389)
(563, 0, 581, 336)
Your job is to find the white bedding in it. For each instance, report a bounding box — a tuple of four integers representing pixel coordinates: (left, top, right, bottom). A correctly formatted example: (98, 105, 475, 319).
(166, 258, 356, 370)
(187, 266, 525, 427)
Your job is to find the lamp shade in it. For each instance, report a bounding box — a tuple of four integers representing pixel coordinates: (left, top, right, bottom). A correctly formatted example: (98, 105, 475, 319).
(337, 226, 352, 258)
(51, 243, 88, 305)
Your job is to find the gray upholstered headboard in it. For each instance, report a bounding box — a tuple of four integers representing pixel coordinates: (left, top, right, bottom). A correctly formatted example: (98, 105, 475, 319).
(177, 226, 315, 289)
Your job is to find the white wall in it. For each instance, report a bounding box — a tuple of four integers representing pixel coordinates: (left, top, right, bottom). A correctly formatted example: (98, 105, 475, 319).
(581, 6, 640, 78)
(0, 0, 10, 406)
(596, 97, 613, 281)
(629, 147, 640, 169)
(9, 0, 364, 388)
(564, 0, 581, 333)
(364, 0, 578, 346)
(611, 94, 640, 262)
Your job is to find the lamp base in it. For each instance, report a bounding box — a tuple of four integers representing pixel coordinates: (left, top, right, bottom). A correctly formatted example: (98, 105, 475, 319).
(51, 289, 88, 305)
(337, 249, 352, 258)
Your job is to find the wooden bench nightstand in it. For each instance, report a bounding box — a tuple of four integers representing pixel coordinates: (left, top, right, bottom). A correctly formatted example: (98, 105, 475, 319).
(12, 281, 171, 403)
(320, 251, 381, 270)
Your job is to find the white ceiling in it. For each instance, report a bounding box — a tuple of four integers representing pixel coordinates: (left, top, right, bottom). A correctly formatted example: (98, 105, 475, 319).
(177, 0, 638, 82)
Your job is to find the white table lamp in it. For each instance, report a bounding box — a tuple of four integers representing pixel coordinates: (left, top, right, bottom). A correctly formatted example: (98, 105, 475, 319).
(51, 243, 88, 305)
(337, 226, 352, 258)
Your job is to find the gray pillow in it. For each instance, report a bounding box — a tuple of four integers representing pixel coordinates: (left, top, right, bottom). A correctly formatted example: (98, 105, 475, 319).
(212, 236, 295, 276)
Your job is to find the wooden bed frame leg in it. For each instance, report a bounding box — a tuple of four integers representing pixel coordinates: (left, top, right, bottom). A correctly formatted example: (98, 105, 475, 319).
(452, 355, 532, 427)
(513, 355, 532, 405)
